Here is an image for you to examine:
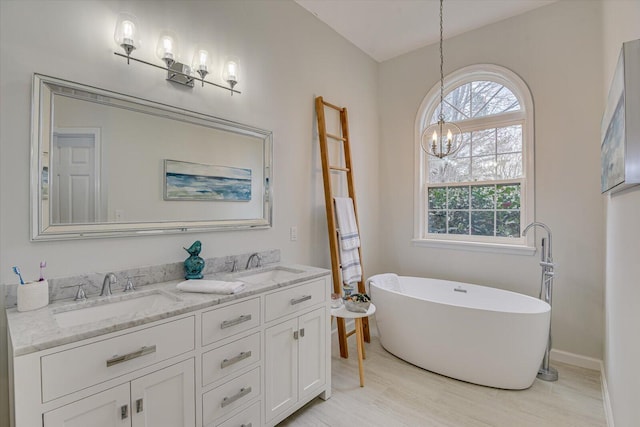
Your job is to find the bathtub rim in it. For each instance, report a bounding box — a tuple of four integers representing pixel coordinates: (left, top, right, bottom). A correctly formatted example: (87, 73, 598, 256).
(370, 275, 550, 315)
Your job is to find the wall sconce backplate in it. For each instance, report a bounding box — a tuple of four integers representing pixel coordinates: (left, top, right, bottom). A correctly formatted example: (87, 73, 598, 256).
(167, 62, 194, 87)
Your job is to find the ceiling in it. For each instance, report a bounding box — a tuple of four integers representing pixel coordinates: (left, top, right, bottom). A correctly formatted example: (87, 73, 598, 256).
(295, 0, 557, 62)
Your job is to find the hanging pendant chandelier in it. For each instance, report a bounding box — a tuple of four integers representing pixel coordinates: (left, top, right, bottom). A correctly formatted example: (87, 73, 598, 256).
(421, 0, 462, 159)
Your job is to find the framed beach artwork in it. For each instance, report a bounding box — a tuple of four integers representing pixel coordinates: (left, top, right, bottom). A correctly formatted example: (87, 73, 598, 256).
(164, 159, 252, 201)
(601, 39, 640, 194)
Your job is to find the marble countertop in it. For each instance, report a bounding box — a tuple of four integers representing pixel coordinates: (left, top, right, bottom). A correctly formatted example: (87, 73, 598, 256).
(7, 263, 329, 357)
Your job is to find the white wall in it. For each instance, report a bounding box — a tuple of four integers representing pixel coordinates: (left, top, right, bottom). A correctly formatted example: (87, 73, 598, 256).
(378, 0, 605, 359)
(0, 1, 380, 424)
(601, 1, 640, 425)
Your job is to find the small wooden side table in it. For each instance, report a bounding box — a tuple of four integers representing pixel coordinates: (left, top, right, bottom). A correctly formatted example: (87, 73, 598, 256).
(331, 303, 376, 387)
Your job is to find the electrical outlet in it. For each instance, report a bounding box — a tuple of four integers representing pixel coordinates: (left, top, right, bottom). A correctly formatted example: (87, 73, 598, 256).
(290, 226, 298, 241)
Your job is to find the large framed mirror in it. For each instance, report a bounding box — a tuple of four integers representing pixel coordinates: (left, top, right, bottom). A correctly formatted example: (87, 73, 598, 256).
(30, 74, 272, 240)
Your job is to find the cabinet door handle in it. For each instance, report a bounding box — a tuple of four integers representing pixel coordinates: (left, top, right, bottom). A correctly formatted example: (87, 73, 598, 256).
(106, 345, 156, 367)
(221, 351, 252, 369)
(220, 314, 252, 329)
(290, 295, 312, 305)
(241, 424, 252, 427)
(293, 330, 299, 340)
(221, 386, 252, 408)
(300, 328, 305, 338)
(136, 398, 144, 413)
(120, 404, 129, 420)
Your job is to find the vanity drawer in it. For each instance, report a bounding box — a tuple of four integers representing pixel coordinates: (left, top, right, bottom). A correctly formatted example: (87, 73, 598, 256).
(264, 279, 326, 322)
(202, 298, 260, 346)
(41, 316, 195, 402)
(202, 332, 261, 387)
(202, 366, 261, 426)
(213, 400, 260, 427)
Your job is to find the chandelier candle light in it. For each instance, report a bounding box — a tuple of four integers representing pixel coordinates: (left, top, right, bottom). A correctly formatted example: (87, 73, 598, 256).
(421, 0, 462, 159)
(113, 12, 241, 95)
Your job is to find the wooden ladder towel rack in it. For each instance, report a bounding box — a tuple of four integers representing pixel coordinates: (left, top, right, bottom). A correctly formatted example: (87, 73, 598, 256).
(315, 96, 370, 359)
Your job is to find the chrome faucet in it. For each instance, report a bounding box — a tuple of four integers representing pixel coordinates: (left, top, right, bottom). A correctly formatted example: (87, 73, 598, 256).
(101, 273, 117, 296)
(522, 221, 557, 382)
(246, 253, 262, 270)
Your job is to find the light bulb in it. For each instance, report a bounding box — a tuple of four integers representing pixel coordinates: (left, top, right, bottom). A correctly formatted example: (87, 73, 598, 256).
(156, 31, 179, 66)
(122, 21, 134, 41)
(226, 61, 238, 82)
(432, 131, 437, 143)
(163, 37, 173, 52)
(447, 129, 452, 142)
(114, 12, 140, 56)
(192, 49, 209, 72)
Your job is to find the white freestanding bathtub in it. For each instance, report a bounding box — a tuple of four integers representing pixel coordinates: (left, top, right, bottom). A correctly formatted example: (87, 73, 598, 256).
(368, 274, 550, 389)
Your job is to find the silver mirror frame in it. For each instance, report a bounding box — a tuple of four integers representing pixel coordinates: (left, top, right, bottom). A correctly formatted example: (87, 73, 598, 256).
(30, 74, 272, 241)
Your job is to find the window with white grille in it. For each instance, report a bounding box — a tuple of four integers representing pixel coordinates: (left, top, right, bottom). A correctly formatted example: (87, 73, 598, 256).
(415, 65, 534, 250)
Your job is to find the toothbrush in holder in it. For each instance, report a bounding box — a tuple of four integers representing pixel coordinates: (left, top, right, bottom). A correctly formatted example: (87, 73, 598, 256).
(12, 266, 25, 285)
(39, 261, 47, 281)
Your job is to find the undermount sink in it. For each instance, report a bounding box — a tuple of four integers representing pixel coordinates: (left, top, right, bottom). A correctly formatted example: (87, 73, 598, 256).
(53, 290, 181, 328)
(235, 266, 305, 284)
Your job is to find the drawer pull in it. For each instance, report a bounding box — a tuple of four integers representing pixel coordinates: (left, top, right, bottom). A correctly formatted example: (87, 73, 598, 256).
(121, 404, 129, 420)
(221, 386, 252, 408)
(290, 295, 312, 305)
(241, 424, 252, 427)
(220, 314, 252, 329)
(221, 351, 252, 369)
(106, 345, 156, 367)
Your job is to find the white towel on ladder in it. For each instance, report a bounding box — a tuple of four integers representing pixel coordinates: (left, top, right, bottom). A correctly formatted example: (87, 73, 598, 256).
(338, 230, 362, 285)
(334, 197, 361, 250)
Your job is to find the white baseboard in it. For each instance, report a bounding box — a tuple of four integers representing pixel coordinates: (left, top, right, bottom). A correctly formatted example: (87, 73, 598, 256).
(600, 364, 615, 427)
(549, 349, 602, 371)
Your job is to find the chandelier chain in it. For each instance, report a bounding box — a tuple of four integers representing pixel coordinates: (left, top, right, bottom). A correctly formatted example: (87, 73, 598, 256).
(439, 0, 444, 122)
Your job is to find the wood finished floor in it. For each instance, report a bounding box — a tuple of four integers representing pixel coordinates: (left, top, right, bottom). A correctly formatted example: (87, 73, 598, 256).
(278, 321, 606, 427)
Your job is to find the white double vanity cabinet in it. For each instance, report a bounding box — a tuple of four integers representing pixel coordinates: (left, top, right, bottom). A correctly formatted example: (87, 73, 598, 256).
(7, 265, 331, 427)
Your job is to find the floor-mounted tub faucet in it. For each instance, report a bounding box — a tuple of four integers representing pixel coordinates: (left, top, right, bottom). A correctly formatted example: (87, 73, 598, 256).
(523, 221, 558, 382)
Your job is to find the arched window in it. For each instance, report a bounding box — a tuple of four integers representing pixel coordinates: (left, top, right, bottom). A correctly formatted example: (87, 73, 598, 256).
(414, 65, 534, 251)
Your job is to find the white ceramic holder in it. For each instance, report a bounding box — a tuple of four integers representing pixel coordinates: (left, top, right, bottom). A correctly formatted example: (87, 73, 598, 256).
(17, 280, 49, 312)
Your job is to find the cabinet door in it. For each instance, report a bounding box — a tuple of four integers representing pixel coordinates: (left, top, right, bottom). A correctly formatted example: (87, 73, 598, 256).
(298, 308, 326, 400)
(265, 317, 298, 422)
(131, 359, 195, 427)
(43, 383, 130, 427)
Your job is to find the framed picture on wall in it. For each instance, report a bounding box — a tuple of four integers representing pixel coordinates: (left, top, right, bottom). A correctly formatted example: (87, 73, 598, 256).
(601, 39, 640, 194)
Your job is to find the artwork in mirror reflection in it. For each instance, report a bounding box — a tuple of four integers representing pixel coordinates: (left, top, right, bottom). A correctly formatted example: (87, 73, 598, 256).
(164, 160, 251, 201)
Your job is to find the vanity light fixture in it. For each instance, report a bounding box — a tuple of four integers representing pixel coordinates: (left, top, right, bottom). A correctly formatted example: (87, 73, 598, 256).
(421, 0, 461, 159)
(113, 13, 241, 95)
